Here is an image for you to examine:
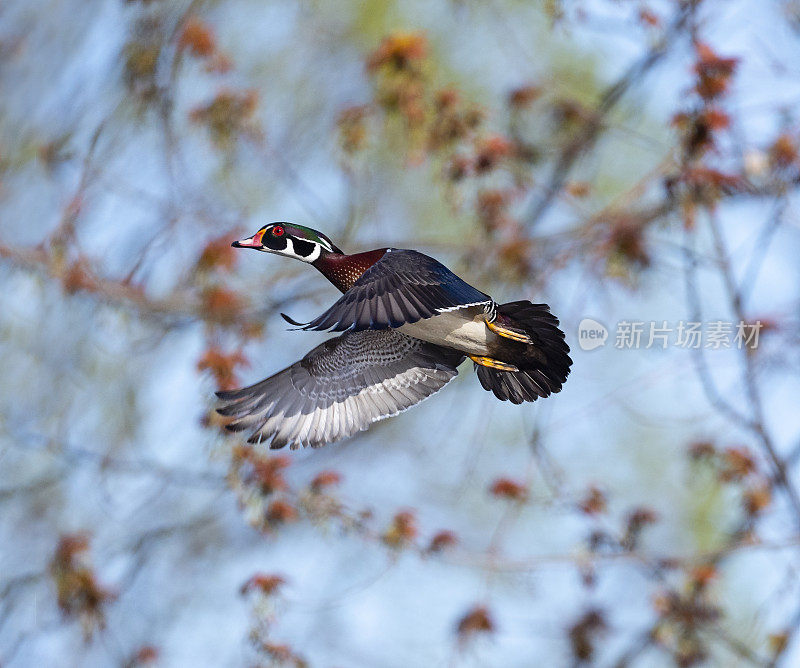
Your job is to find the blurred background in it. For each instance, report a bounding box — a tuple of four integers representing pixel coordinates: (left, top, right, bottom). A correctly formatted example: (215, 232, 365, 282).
(2, 0, 800, 665)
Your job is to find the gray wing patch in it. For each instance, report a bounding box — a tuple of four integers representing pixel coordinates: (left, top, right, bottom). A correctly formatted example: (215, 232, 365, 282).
(216, 329, 464, 449)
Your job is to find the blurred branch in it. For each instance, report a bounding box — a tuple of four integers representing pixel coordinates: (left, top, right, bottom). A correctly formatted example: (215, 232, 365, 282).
(708, 626, 771, 667)
(4, 430, 225, 490)
(51, 120, 106, 247)
(524, 2, 695, 227)
(682, 233, 756, 430)
(0, 242, 207, 324)
(114, 513, 220, 593)
(707, 211, 800, 526)
(447, 533, 800, 573)
(739, 199, 787, 304)
(0, 475, 62, 502)
(612, 629, 655, 668)
(0, 241, 315, 330)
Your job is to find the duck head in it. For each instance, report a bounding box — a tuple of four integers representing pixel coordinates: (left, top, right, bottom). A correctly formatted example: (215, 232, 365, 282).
(232, 223, 342, 263)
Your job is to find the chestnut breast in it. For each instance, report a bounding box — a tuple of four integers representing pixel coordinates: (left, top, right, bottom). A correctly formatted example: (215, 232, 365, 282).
(314, 249, 389, 293)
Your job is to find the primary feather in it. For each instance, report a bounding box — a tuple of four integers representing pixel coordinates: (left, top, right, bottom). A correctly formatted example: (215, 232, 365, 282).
(217, 329, 465, 448)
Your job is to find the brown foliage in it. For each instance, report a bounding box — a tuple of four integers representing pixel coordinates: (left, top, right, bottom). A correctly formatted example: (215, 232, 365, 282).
(123, 17, 162, 102)
(688, 563, 718, 592)
(456, 605, 495, 642)
(197, 346, 247, 391)
(337, 105, 370, 154)
(367, 32, 428, 72)
(743, 481, 772, 516)
(237, 451, 291, 496)
(675, 167, 749, 201)
(197, 233, 238, 273)
(190, 90, 259, 147)
(309, 470, 342, 492)
(768, 632, 790, 659)
(568, 609, 607, 662)
(125, 646, 160, 668)
(719, 446, 756, 482)
(179, 17, 217, 58)
(652, 584, 721, 667)
(382, 510, 418, 548)
(671, 107, 730, 159)
(62, 258, 97, 294)
(578, 486, 607, 515)
(476, 189, 514, 233)
(427, 530, 459, 553)
(428, 89, 482, 151)
(446, 154, 472, 182)
(693, 43, 739, 101)
(200, 286, 244, 324)
(474, 134, 515, 174)
(266, 499, 299, 525)
(688, 441, 716, 460)
(241, 573, 286, 597)
(768, 133, 799, 170)
(256, 642, 308, 668)
(495, 233, 534, 280)
(638, 9, 661, 28)
(508, 84, 542, 108)
(621, 507, 659, 550)
(601, 217, 651, 271)
(50, 533, 115, 639)
(686, 441, 773, 516)
(489, 477, 528, 502)
(366, 32, 430, 140)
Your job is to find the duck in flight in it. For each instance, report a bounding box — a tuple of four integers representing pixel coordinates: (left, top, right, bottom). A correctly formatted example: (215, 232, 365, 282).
(216, 223, 572, 449)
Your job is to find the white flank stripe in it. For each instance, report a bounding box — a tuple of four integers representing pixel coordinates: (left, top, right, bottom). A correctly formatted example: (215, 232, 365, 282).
(434, 300, 493, 314)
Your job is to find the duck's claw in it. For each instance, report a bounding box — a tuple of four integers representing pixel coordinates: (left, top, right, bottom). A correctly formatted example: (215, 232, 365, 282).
(469, 355, 519, 372)
(485, 317, 534, 344)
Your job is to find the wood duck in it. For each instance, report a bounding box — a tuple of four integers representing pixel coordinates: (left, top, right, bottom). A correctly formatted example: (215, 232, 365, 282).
(216, 223, 572, 449)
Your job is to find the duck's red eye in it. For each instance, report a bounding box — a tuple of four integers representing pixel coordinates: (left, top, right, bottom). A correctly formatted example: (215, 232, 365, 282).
(272, 225, 285, 237)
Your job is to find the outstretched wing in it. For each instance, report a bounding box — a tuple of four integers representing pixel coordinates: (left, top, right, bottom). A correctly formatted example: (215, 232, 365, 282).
(216, 329, 465, 449)
(295, 249, 492, 332)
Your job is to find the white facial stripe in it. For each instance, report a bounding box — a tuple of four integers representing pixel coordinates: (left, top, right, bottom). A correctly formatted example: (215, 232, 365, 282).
(316, 237, 334, 253)
(280, 237, 322, 263)
(305, 243, 322, 262)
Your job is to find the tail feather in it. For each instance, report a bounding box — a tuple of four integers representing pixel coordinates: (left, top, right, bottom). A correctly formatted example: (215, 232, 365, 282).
(476, 365, 551, 404)
(477, 301, 572, 403)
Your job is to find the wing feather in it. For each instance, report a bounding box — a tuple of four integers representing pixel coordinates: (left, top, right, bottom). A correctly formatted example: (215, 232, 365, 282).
(295, 250, 492, 333)
(217, 329, 464, 449)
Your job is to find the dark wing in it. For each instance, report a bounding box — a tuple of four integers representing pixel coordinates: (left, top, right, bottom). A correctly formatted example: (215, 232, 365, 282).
(296, 249, 492, 332)
(216, 329, 465, 449)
